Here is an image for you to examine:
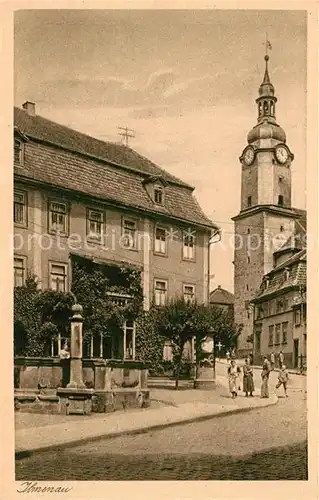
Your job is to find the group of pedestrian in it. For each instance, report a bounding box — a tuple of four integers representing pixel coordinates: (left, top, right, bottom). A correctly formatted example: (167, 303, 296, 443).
(227, 353, 289, 399)
(270, 350, 285, 370)
(227, 358, 254, 399)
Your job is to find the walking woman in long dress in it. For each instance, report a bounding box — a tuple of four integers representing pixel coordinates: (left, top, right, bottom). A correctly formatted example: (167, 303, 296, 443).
(261, 356, 271, 398)
(243, 358, 254, 397)
(228, 359, 239, 398)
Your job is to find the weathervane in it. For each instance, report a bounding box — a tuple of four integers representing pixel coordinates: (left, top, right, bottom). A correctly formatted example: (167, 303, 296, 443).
(263, 32, 272, 57)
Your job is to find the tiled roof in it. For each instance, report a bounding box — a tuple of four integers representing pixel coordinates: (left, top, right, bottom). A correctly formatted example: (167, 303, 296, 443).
(210, 286, 234, 305)
(14, 107, 189, 187)
(254, 249, 306, 301)
(272, 248, 306, 272)
(293, 207, 307, 234)
(14, 106, 217, 230)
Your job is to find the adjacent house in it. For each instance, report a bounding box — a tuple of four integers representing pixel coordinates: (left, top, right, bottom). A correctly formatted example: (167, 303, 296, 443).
(14, 101, 219, 359)
(209, 285, 234, 313)
(251, 249, 306, 368)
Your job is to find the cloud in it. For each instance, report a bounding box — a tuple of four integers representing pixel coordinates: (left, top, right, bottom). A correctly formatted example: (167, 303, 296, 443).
(144, 68, 177, 95)
(163, 75, 217, 98)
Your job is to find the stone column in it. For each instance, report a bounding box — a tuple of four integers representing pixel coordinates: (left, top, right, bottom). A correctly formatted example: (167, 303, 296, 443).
(67, 303, 86, 389)
(194, 331, 216, 390)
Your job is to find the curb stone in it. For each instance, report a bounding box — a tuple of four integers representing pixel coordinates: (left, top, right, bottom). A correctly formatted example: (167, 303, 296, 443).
(15, 394, 277, 459)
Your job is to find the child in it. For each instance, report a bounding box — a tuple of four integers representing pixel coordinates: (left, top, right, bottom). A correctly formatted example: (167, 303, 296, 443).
(276, 364, 289, 397)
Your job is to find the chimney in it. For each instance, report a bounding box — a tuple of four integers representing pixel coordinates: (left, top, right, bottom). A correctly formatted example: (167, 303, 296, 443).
(22, 101, 36, 116)
(218, 285, 221, 289)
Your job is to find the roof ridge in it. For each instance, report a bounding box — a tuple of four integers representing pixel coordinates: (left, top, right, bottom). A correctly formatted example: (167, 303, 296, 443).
(14, 106, 192, 189)
(125, 144, 195, 190)
(271, 249, 306, 273)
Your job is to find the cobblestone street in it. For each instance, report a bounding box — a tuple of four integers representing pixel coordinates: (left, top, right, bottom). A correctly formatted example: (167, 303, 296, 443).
(16, 364, 307, 481)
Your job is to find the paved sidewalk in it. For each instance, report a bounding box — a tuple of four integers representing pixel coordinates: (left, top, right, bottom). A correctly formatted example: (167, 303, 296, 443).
(15, 375, 277, 457)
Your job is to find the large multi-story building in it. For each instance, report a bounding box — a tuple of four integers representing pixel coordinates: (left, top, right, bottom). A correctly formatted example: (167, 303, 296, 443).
(14, 101, 219, 358)
(232, 54, 306, 362)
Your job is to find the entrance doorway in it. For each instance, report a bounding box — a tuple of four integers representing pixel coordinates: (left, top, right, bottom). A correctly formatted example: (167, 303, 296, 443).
(294, 339, 299, 368)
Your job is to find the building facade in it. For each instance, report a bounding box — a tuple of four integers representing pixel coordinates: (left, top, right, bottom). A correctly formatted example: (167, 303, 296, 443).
(251, 249, 306, 368)
(232, 55, 306, 359)
(209, 285, 234, 313)
(14, 101, 219, 358)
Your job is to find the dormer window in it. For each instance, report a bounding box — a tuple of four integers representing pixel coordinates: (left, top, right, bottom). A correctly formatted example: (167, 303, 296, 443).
(263, 277, 269, 290)
(143, 176, 167, 206)
(154, 185, 164, 205)
(14, 139, 24, 165)
(283, 268, 290, 281)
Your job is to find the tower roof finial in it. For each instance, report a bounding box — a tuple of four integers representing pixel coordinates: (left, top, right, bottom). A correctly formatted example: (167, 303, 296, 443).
(259, 34, 274, 95)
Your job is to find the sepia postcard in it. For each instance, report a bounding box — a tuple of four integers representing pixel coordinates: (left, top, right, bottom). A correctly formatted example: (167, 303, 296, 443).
(0, 2, 318, 499)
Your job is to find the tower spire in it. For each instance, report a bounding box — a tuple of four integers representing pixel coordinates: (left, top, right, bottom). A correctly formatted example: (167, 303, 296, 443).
(255, 36, 276, 122)
(262, 54, 271, 85)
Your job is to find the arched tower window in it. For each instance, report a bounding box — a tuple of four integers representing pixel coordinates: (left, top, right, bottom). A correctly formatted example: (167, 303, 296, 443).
(258, 102, 262, 117)
(263, 101, 269, 114)
(270, 102, 274, 115)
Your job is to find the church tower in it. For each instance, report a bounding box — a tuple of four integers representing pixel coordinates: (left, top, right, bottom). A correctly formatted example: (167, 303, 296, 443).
(232, 53, 300, 358)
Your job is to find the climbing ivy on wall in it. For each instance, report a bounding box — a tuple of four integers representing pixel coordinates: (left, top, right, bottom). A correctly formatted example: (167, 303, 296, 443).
(70, 257, 144, 346)
(14, 275, 74, 356)
(135, 308, 166, 375)
(14, 257, 144, 357)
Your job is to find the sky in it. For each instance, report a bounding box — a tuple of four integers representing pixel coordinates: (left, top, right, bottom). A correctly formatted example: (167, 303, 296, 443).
(14, 9, 307, 292)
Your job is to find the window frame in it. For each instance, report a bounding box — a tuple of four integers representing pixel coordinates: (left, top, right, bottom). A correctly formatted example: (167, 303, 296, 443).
(183, 283, 195, 304)
(14, 138, 24, 166)
(275, 324, 281, 345)
(294, 308, 301, 326)
(14, 255, 27, 287)
(276, 299, 283, 314)
(121, 216, 138, 250)
(247, 196, 252, 207)
(268, 325, 274, 347)
(48, 200, 68, 236)
(86, 207, 105, 243)
(182, 230, 196, 261)
(154, 225, 168, 256)
(14, 190, 27, 228)
(123, 319, 136, 360)
(154, 279, 168, 306)
(256, 305, 264, 320)
(282, 321, 288, 344)
(153, 184, 165, 206)
(49, 262, 68, 292)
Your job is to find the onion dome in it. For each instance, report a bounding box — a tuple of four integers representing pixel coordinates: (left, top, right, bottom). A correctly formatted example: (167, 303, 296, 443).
(247, 120, 286, 144)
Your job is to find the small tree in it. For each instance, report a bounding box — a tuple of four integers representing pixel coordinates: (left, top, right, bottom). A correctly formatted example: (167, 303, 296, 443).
(208, 306, 242, 354)
(153, 298, 213, 389)
(14, 275, 42, 356)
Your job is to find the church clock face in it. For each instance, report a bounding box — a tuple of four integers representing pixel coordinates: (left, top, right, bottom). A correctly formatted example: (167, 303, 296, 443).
(243, 147, 255, 166)
(275, 145, 289, 164)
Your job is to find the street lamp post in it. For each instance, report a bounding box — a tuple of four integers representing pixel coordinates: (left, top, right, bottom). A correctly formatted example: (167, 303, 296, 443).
(194, 327, 216, 390)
